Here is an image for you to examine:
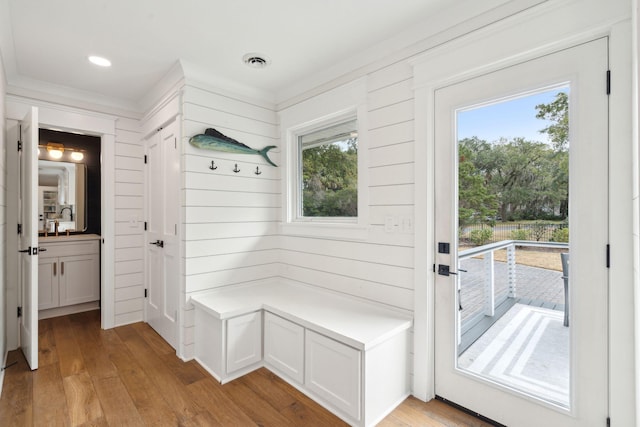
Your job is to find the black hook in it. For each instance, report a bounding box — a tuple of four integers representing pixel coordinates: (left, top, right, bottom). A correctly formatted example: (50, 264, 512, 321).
(233, 164, 241, 173)
(255, 166, 262, 175)
(209, 160, 217, 170)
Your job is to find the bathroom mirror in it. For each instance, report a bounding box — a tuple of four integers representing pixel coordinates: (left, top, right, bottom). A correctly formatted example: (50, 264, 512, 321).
(38, 160, 87, 233)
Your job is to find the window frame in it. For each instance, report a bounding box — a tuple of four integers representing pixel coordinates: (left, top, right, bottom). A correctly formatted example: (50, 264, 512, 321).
(280, 79, 369, 239)
(296, 115, 359, 222)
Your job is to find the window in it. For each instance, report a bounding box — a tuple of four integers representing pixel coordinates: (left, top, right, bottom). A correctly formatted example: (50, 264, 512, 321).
(298, 119, 358, 219)
(279, 77, 368, 239)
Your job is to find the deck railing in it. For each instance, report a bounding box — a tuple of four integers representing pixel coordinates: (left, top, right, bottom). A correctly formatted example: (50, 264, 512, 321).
(458, 240, 569, 319)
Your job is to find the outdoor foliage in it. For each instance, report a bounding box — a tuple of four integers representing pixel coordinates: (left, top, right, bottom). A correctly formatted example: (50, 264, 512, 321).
(469, 228, 493, 246)
(302, 138, 357, 217)
(510, 228, 529, 240)
(530, 221, 550, 241)
(536, 92, 569, 151)
(551, 227, 569, 242)
(459, 91, 569, 226)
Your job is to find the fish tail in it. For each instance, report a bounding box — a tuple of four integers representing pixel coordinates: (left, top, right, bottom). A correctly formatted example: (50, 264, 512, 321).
(259, 146, 278, 167)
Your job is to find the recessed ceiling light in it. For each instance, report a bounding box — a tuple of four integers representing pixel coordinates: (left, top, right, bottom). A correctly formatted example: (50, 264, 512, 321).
(242, 53, 270, 69)
(88, 55, 111, 67)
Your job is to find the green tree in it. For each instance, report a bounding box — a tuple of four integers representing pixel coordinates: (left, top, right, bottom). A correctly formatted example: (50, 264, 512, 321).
(536, 90, 569, 217)
(458, 139, 498, 226)
(536, 91, 569, 150)
(302, 139, 358, 217)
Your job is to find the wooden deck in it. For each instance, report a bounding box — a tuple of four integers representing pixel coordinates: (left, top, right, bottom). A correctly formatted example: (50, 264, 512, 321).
(458, 259, 565, 354)
(0, 310, 492, 426)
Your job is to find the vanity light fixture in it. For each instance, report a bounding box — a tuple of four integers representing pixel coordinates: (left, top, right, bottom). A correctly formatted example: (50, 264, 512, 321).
(88, 55, 111, 67)
(46, 143, 64, 159)
(38, 143, 86, 161)
(70, 151, 84, 161)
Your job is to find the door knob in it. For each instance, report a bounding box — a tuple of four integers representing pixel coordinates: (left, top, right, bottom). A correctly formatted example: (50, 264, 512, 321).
(149, 240, 164, 248)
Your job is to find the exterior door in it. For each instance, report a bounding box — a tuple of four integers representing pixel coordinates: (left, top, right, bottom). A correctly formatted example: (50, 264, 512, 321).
(19, 107, 39, 370)
(145, 120, 180, 349)
(434, 39, 608, 426)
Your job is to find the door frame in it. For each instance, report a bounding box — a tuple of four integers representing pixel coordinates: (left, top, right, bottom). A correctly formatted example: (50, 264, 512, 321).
(410, 2, 633, 423)
(5, 97, 117, 349)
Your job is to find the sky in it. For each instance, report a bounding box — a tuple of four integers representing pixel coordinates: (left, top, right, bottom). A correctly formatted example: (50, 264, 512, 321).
(456, 87, 568, 144)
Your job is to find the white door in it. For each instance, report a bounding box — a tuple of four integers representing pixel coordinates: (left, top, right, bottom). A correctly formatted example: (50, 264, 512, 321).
(434, 40, 608, 425)
(145, 120, 180, 349)
(19, 107, 39, 370)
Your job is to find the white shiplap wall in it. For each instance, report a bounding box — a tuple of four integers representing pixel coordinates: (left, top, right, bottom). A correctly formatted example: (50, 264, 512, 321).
(279, 63, 416, 313)
(113, 118, 145, 326)
(180, 84, 279, 357)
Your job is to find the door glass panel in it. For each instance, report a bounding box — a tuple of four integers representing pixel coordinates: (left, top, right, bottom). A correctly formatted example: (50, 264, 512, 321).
(455, 87, 571, 408)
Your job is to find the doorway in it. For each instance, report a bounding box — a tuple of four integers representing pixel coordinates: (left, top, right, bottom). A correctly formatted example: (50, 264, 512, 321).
(144, 120, 180, 349)
(7, 102, 117, 367)
(434, 39, 608, 425)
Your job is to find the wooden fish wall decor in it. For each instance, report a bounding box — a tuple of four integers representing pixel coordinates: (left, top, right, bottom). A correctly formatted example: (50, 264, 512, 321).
(189, 128, 277, 167)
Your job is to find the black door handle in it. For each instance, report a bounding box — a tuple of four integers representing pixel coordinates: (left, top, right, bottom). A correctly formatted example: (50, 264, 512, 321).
(149, 240, 164, 248)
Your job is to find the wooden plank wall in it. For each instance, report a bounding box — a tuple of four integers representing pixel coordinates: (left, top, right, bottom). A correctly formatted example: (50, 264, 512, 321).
(181, 85, 280, 356)
(279, 63, 415, 313)
(113, 118, 145, 326)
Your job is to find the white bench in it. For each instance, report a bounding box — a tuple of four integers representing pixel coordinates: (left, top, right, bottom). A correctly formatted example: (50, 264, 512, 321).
(190, 280, 412, 427)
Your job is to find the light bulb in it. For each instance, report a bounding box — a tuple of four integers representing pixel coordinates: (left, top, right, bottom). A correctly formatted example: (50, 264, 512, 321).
(49, 149, 63, 159)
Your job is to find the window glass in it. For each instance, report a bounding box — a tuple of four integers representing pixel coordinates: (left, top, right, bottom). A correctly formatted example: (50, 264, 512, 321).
(299, 119, 358, 218)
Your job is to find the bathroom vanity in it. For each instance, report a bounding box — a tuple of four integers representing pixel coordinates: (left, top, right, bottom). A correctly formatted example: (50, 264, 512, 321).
(38, 234, 100, 319)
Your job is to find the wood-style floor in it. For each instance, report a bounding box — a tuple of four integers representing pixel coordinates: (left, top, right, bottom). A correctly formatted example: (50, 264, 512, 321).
(0, 310, 492, 426)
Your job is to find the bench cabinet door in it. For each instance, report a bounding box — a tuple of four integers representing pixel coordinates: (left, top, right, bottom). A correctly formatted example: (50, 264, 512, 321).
(226, 311, 262, 373)
(305, 330, 361, 421)
(264, 312, 304, 383)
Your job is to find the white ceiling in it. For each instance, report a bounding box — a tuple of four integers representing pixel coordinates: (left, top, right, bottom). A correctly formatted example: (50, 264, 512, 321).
(1, 0, 506, 112)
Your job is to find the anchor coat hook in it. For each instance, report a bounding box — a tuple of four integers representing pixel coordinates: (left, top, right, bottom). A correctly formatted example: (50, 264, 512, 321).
(209, 160, 217, 170)
(233, 164, 241, 173)
(255, 166, 262, 175)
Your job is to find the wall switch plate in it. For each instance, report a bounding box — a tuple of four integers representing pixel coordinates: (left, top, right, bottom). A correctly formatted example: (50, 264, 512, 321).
(400, 216, 413, 233)
(385, 216, 396, 233)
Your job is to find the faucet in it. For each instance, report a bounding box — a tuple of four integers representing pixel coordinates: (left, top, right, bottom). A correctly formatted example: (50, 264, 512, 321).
(54, 219, 59, 237)
(60, 206, 73, 220)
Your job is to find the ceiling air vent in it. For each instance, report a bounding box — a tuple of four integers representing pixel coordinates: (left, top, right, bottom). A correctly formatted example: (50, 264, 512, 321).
(243, 53, 270, 69)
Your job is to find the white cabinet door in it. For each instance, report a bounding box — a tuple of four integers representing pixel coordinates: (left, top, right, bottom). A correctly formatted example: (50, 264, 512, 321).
(226, 311, 262, 373)
(305, 330, 361, 421)
(59, 253, 100, 306)
(38, 257, 58, 310)
(264, 312, 304, 383)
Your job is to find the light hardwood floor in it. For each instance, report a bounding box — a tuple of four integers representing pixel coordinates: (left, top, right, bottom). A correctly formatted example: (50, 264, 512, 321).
(0, 310, 492, 426)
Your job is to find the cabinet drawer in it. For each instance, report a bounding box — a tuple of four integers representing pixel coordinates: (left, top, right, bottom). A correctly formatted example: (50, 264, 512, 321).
(226, 311, 262, 373)
(264, 312, 304, 384)
(39, 240, 99, 258)
(305, 330, 361, 421)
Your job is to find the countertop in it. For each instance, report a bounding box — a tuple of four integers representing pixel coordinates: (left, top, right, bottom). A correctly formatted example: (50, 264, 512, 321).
(38, 233, 101, 243)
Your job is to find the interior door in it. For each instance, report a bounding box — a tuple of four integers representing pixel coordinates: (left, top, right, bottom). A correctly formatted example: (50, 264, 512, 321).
(19, 107, 39, 370)
(434, 39, 608, 426)
(146, 119, 180, 349)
